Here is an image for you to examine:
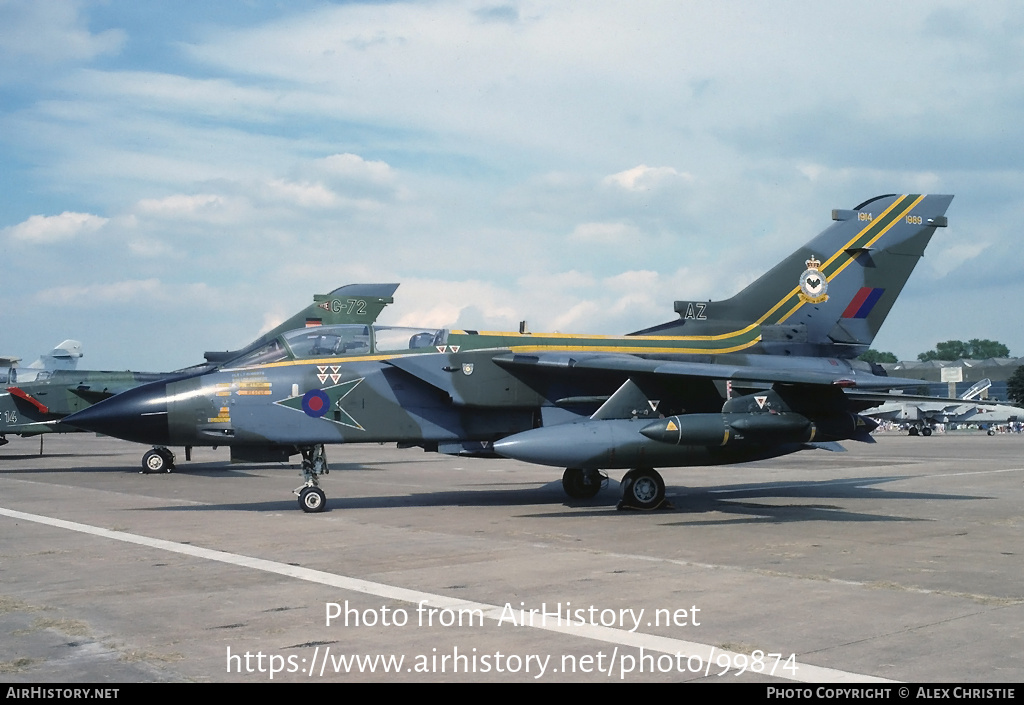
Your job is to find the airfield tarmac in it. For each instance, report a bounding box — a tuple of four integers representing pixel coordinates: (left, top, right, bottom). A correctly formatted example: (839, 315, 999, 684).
(1, 432, 1021, 684)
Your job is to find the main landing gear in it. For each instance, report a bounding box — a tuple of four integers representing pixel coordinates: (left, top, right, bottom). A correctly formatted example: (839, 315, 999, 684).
(561, 466, 669, 510)
(561, 468, 607, 499)
(908, 425, 933, 437)
(618, 467, 668, 511)
(294, 444, 329, 513)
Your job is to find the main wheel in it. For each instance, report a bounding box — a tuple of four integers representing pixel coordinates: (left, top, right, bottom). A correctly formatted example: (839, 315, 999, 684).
(909, 427, 920, 436)
(142, 449, 171, 474)
(562, 467, 602, 499)
(620, 468, 666, 510)
(298, 486, 327, 513)
(922, 426, 932, 437)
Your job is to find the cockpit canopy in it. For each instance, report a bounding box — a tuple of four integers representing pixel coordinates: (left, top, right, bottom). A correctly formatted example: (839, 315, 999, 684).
(226, 324, 447, 368)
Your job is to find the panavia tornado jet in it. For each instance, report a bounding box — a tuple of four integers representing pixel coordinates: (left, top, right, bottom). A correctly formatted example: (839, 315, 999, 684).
(862, 378, 1023, 436)
(1, 339, 84, 385)
(66, 194, 954, 512)
(0, 285, 397, 449)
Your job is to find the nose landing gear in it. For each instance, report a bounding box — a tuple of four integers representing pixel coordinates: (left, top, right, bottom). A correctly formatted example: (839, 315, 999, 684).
(294, 444, 330, 513)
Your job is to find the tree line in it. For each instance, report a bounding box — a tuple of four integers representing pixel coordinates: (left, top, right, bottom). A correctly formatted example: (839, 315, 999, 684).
(859, 339, 1010, 364)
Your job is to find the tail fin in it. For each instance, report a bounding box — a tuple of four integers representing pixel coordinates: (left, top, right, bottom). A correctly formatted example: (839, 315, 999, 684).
(203, 284, 399, 364)
(264, 283, 398, 337)
(631, 194, 954, 358)
(27, 340, 84, 372)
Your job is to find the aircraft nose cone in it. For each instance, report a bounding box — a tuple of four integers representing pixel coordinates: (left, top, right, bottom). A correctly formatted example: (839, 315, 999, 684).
(492, 432, 546, 463)
(65, 381, 170, 445)
(859, 414, 880, 434)
(493, 426, 577, 466)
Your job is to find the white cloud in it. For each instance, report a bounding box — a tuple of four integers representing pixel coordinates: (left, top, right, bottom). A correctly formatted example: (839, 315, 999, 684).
(604, 270, 660, 293)
(547, 300, 604, 333)
(391, 279, 520, 331)
(602, 165, 692, 192)
(261, 179, 339, 208)
(133, 194, 251, 225)
(33, 279, 163, 306)
(569, 222, 640, 244)
(378, 270, 685, 337)
(3, 212, 108, 243)
(70, 70, 286, 121)
(928, 242, 991, 277)
(517, 270, 596, 292)
(797, 163, 828, 182)
(0, 0, 124, 64)
(32, 279, 221, 309)
(127, 238, 176, 259)
(396, 302, 467, 330)
(257, 308, 288, 337)
(136, 194, 227, 217)
(318, 153, 396, 185)
(298, 154, 409, 204)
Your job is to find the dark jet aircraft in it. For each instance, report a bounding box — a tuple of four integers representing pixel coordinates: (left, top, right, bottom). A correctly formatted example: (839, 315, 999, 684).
(67, 194, 954, 512)
(0, 284, 397, 449)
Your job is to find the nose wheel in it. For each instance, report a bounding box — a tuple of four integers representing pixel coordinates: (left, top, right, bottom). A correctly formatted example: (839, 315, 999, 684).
(141, 447, 175, 473)
(297, 485, 326, 512)
(293, 444, 329, 513)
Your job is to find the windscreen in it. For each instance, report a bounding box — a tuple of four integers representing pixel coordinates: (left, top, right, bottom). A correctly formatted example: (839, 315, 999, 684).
(372, 326, 447, 352)
(226, 324, 447, 367)
(284, 325, 372, 358)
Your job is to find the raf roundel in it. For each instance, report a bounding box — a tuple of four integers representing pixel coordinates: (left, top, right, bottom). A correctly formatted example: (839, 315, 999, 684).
(301, 389, 331, 418)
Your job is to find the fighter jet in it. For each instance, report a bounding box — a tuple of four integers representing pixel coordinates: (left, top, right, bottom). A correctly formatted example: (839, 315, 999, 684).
(863, 379, 1023, 435)
(0, 285, 397, 448)
(1, 340, 84, 385)
(66, 194, 954, 512)
(1, 340, 86, 446)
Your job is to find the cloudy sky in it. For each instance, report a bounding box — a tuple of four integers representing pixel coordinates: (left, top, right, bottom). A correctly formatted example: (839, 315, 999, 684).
(2, 0, 1022, 371)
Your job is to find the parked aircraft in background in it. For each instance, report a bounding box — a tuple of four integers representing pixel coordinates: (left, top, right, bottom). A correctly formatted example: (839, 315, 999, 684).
(864, 378, 1023, 435)
(1, 340, 83, 385)
(66, 194, 954, 512)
